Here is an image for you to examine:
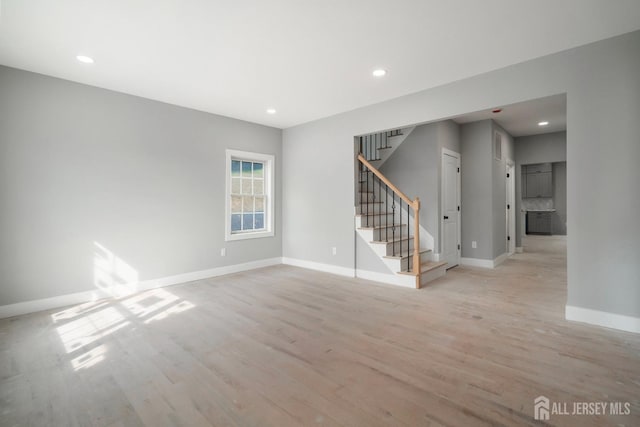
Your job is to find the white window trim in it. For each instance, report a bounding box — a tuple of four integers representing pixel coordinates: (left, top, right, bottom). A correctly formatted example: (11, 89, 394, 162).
(225, 149, 275, 241)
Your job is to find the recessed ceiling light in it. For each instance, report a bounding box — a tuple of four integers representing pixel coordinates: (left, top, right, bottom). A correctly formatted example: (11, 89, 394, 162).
(538, 121, 549, 126)
(266, 108, 276, 114)
(76, 55, 94, 64)
(372, 69, 387, 77)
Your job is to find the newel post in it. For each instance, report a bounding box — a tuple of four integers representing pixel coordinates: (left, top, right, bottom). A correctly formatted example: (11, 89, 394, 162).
(413, 197, 421, 289)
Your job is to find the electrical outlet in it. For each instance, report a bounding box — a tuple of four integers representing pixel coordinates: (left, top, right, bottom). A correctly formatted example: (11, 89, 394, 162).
(332, 247, 337, 256)
(472, 241, 477, 249)
(220, 248, 226, 257)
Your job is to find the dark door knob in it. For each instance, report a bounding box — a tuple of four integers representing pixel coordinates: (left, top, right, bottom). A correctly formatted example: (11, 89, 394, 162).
(444, 216, 449, 219)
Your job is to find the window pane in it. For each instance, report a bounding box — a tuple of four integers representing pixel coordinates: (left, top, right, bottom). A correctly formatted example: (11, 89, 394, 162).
(253, 162, 264, 178)
(243, 213, 254, 230)
(231, 178, 241, 194)
(242, 178, 252, 195)
(255, 213, 264, 229)
(253, 179, 264, 195)
(231, 196, 242, 213)
(242, 161, 252, 178)
(242, 196, 254, 213)
(231, 214, 242, 232)
(255, 196, 265, 212)
(231, 160, 241, 177)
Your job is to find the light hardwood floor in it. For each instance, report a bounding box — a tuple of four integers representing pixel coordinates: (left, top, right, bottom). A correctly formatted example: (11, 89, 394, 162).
(1, 236, 639, 426)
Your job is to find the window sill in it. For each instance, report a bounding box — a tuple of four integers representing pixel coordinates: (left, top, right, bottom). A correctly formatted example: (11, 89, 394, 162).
(225, 230, 274, 241)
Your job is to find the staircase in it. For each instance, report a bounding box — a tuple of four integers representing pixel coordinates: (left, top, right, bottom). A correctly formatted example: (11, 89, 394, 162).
(356, 129, 447, 288)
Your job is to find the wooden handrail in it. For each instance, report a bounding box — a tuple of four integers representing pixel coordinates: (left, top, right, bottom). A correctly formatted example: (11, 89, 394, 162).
(357, 153, 422, 288)
(357, 154, 418, 210)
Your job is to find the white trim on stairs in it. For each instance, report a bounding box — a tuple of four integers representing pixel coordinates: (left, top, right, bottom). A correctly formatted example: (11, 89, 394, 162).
(566, 305, 640, 333)
(282, 257, 355, 277)
(0, 257, 283, 319)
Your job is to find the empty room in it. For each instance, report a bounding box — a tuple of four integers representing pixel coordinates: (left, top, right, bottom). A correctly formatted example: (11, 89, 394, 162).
(1, 1, 639, 426)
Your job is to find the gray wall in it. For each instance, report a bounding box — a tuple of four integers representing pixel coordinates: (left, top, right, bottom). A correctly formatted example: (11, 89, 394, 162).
(514, 131, 567, 245)
(283, 30, 640, 318)
(460, 120, 494, 259)
(552, 162, 567, 235)
(379, 120, 460, 254)
(458, 119, 514, 261)
(381, 123, 439, 251)
(0, 66, 282, 306)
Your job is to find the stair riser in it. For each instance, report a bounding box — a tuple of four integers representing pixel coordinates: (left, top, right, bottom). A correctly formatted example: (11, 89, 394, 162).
(384, 239, 414, 255)
(358, 227, 413, 244)
(355, 214, 398, 228)
(355, 203, 389, 214)
(356, 192, 380, 203)
(420, 264, 447, 286)
(406, 251, 433, 271)
(370, 226, 412, 242)
(358, 182, 397, 199)
(384, 251, 431, 273)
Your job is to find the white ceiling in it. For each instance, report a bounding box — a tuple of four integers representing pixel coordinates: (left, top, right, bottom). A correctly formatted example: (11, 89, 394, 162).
(1, 1, 639, 129)
(453, 94, 567, 137)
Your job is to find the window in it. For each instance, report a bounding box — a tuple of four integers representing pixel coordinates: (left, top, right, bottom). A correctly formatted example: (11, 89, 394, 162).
(225, 150, 274, 241)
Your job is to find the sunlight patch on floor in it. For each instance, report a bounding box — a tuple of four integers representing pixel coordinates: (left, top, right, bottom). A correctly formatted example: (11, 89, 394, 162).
(56, 306, 129, 353)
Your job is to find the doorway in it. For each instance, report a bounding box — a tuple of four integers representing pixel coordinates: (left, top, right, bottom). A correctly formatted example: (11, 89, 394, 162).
(506, 162, 516, 255)
(441, 148, 461, 268)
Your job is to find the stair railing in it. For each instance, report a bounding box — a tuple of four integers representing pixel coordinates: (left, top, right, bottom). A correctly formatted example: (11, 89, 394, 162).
(357, 146, 421, 289)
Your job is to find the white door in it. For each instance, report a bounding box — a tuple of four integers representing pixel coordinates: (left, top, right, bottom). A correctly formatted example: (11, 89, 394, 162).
(506, 163, 516, 255)
(442, 151, 460, 268)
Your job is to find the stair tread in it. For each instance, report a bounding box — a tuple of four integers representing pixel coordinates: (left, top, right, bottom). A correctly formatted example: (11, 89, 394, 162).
(421, 260, 448, 270)
(383, 249, 431, 260)
(358, 224, 408, 230)
(370, 236, 413, 244)
(396, 261, 448, 276)
(355, 212, 394, 217)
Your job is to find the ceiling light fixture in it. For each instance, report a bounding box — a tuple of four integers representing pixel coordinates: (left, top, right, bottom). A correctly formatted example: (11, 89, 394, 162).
(538, 121, 549, 126)
(372, 69, 387, 77)
(76, 55, 94, 64)
(266, 108, 276, 114)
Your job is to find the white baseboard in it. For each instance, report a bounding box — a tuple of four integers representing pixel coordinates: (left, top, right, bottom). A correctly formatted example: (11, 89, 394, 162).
(565, 305, 640, 334)
(355, 269, 415, 288)
(493, 252, 508, 267)
(431, 252, 442, 262)
(282, 257, 355, 278)
(460, 253, 509, 269)
(516, 247, 523, 253)
(460, 257, 494, 268)
(0, 257, 283, 319)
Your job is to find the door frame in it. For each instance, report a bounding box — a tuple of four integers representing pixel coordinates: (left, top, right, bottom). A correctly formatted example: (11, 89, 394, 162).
(506, 161, 516, 255)
(441, 148, 461, 267)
